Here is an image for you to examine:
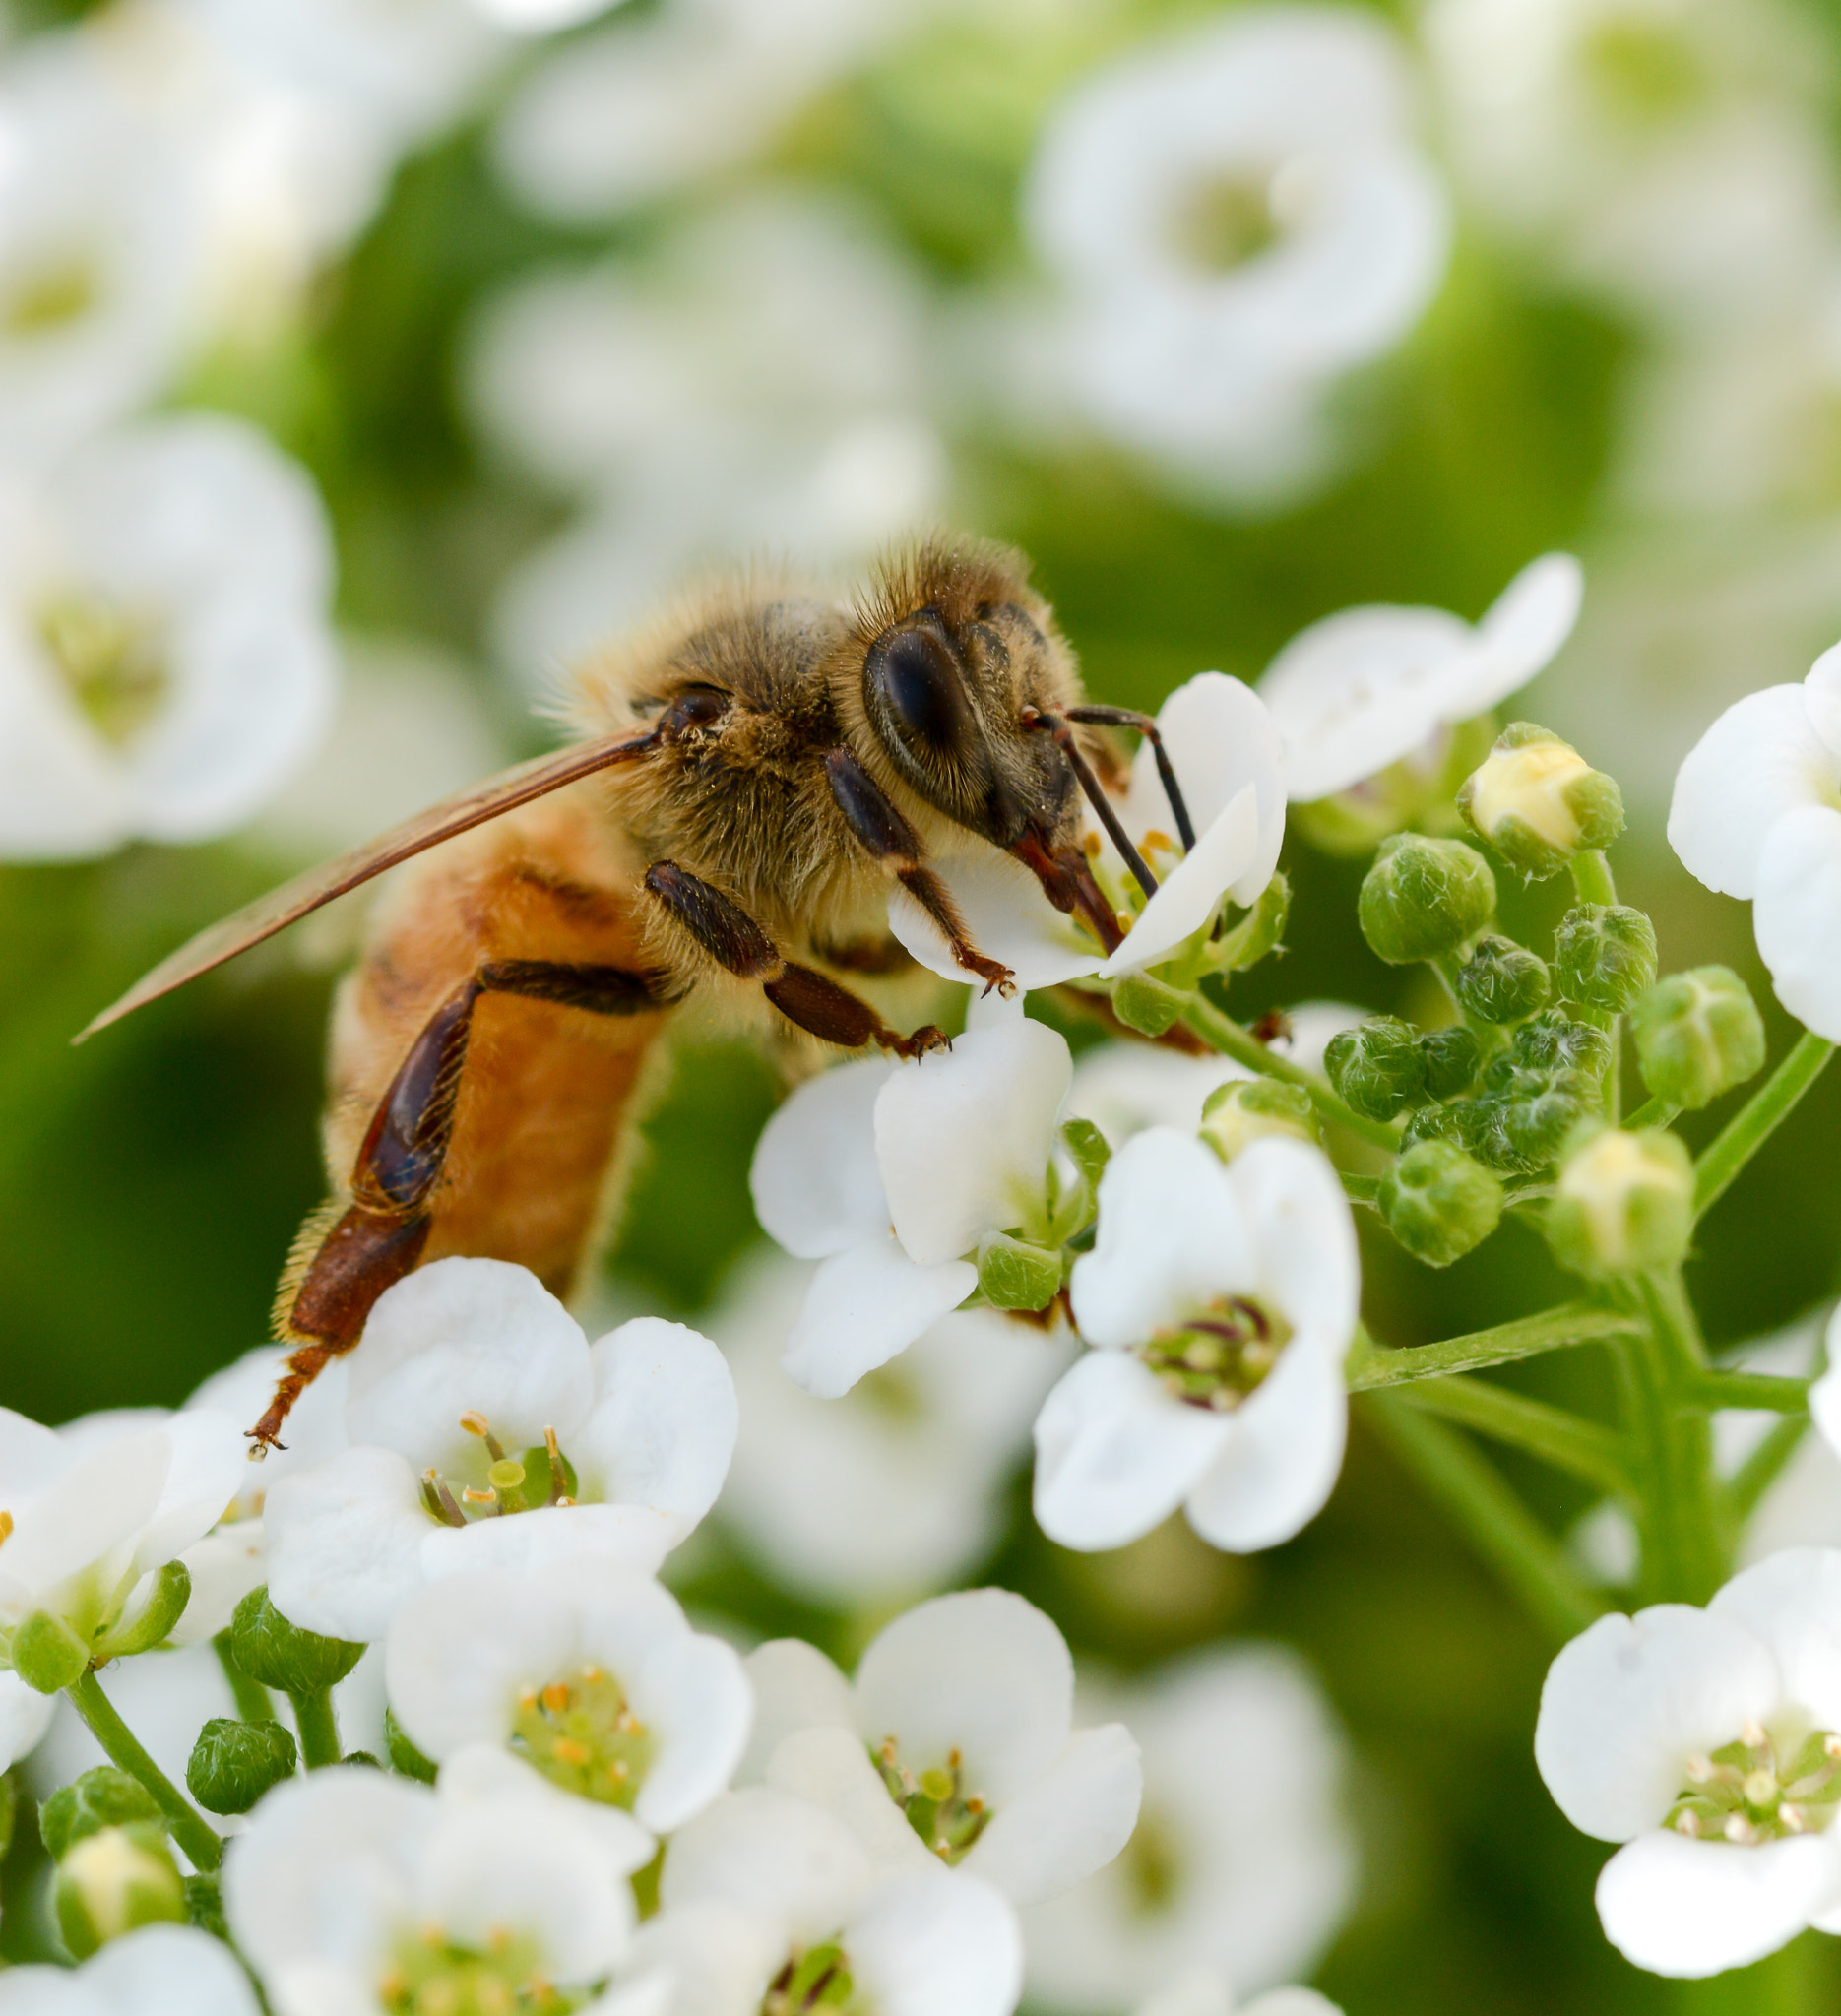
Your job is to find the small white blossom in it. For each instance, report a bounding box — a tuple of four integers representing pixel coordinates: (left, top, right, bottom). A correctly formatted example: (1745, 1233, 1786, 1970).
(1259, 553, 1584, 803)
(385, 1556, 751, 1838)
(264, 1257, 737, 1641)
(1134, 1976, 1342, 2016)
(1535, 1548, 1841, 1976)
(740, 1588, 1141, 1907)
(0, 413, 338, 860)
(1035, 1130, 1358, 1555)
(223, 1744, 652, 2016)
(0, 1922, 261, 2016)
(1024, 1648, 1356, 2011)
(1669, 644, 1841, 1041)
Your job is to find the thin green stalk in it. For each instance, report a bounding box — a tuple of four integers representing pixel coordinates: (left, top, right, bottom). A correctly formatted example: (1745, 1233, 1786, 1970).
(1394, 1374, 1632, 1496)
(291, 1688, 341, 1769)
(1184, 996, 1400, 1150)
(1620, 1279, 1724, 1606)
(1686, 1371, 1810, 1414)
(1624, 1095, 1680, 1131)
(1364, 1393, 1608, 1641)
(214, 1631, 276, 1724)
(1728, 1415, 1811, 1526)
(1570, 850, 1618, 907)
(68, 1669, 222, 1872)
(1346, 1305, 1641, 1389)
(1694, 1031, 1834, 1221)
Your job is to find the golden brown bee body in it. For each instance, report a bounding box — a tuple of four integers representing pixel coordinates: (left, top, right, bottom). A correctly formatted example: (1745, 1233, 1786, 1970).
(83, 536, 1181, 1450)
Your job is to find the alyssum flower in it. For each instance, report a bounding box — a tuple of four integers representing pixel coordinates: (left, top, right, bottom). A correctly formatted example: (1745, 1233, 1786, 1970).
(0, 1922, 260, 2016)
(741, 1587, 1141, 1907)
(1034, 1128, 1360, 1555)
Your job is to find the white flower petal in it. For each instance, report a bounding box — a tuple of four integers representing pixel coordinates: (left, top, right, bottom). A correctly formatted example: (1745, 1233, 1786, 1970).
(890, 849, 1103, 990)
(170, 1524, 269, 1647)
(264, 1446, 431, 1643)
(1125, 673, 1286, 906)
(1802, 642, 1841, 760)
(80, 1923, 264, 2016)
(632, 1626, 753, 1834)
(1067, 1044, 1248, 1147)
(781, 1235, 977, 1399)
(625, 1899, 783, 2016)
(1534, 1606, 1781, 1842)
(765, 1725, 929, 1878)
(580, 1317, 737, 1529)
(0, 1430, 168, 1615)
(0, 1671, 55, 1773)
(420, 1503, 679, 1587)
(384, 1570, 578, 1762)
(965, 1723, 1143, 1907)
(1668, 685, 1836, 900)
(661, 1787, 875, 1946)
(1595, 1830, 1841, 1979)
(135, 1410, 246, 1574)
(737, 1639, 854, 1784)
(749, 1058, 894, 1259)
(1461, 551, 1585, 714)
(846, 1866, 1024, 2016)
(1223, 1137, 1360, 1350)
(1032, 1351, 1230, 1552)
(1097, 788, 1259, 979)
(1182, 1338, 1348, 1553)
(1752, 804, 1841, 1041)
(1708, 1548, 1841, 1732)
(1809, 1358, 1841, 1467)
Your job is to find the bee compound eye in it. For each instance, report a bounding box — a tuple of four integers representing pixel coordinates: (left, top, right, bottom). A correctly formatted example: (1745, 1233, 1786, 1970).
(865, 624, 968, 757)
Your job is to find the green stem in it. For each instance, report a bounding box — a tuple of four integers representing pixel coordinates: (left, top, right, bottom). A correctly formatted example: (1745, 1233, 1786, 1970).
(291, 1688, 341, 1769)
(1570, 850, 1618, 907)
(214, 1631, 276, 1725)
(1346, 1305, 1640, 1389)
(1621, 1275, 1724, 1605)
(68, 1669, 222, 1872)
(1340, 1173, 1379, 1205)
(1184, 997, 1400, 1151)
(1363, 1393, 1608, 1641)
(1394, 1374, 1632, 1495)
(1685, 1371, 1810, 1413)
(1728, 1415, 1811, 1526)
(1624, 1095, 1680, 1131)
(1694, 1031, 1834, 1221)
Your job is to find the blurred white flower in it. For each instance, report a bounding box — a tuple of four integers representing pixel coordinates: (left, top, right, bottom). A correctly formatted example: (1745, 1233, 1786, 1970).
(704, 1250, 1069, 1606)
(1426, 0, 1839, 332)
(636, 1784, 1024, 2016)
(1259, 554, 1584, 802)
(223, 1745, 653, 2016)
(1668, 642, 1841, 1040)
(1068, 1044, 1251, 1147)
(749, 1020, 1075, 1397)
(1020, 6, 1449, 507)
(0, 1669, 54, 1774)
(0, 1922, 261, 2016)
(1535, 1548, 1841, 1977)
(385, 1557, 751, 1838)
(741, 1588, 1141, 1907)
(264, 1258, 737, 1640)
(1134, 1977, 1342, 2016)
(0, 412, 338, 860)
(1024, 1647, 1356, 2012)
(1035, 1130, 1358, 1554)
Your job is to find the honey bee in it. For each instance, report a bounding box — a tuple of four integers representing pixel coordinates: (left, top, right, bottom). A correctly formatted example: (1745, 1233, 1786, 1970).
(80, 535, 1195, 1451)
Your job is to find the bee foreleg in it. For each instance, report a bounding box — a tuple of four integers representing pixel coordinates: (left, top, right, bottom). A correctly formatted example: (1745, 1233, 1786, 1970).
(822, 748, 1014, 996)
(643, 859, 948, 1060)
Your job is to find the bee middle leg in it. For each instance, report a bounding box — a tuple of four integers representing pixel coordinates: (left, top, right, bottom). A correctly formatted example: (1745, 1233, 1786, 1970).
(643, 858, 949, 1059)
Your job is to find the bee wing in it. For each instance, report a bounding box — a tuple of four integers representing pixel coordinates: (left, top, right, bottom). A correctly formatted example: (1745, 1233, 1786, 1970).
(75, 727, 658, 1042)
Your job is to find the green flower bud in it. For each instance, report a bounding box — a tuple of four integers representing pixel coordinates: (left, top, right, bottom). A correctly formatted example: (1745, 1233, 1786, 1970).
(976, 1232, 1062, 1312)
(186, 1718, 297, 1816)
(1510, 1011, 1611, 1080)
(1631, 966, 1767, 1109)
(183, 1872, 227, 1943)
(229, 1588, 364, 1698)
(1546, 1125, 1693, 1279)
(1471, 1062, 1595, 1173)
(1324, 1016, 1426, 1122)
(1419, 1025, 1484, 1102)
(1454, 935, 1552, 1025)
(40, 1769, 161, 1862)
(1378, 1140, 1504, 1267)
(1554, 905, 1658, 1015)
(55, 1824, 185, 1959)
(1358, 834, 1495, 965)
(95, 1562, 191, 1664)
(1457, 723, 1624, 879)
(1199, 1078, 1317, 1161)
(11, 1610, 90, 1695)
(385, 1708, 437, 1784)
(1109, 971, 1192, 1038)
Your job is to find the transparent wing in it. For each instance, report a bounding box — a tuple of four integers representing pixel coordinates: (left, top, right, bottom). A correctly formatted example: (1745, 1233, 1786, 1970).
(76, 728, 657, 1042)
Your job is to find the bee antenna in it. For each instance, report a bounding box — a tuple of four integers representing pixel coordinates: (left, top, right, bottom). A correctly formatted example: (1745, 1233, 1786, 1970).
(1022, 708, 1160, 900)
(1058, 705, 1197, 852)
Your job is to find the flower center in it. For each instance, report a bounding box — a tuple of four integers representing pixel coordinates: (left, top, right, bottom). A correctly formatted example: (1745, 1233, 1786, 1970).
(1119, 1804, 1186, 1917)
(869, 1738, 990, 1864)
(1668, 1722, 1841, 1844)
(3, 254, 99, 335)
(39, 591, 170, 748)
(762, 1938, 861, 2014)
(1173, 170, 1282, 272)
(511, 1665, 654, 1810)
(1141, 1296, 1292, 1411)
(380, 1923, 574, 2016)
(1580, 20, 1706, 125)
(419, 1418, 579, 1528)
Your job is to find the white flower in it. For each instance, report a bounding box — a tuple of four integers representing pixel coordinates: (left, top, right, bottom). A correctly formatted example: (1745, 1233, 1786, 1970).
(264, 1257, 737, 1641)
(0, 1403, 243, 1674)
(385, 1556, 751, 1837)
(1036, 1130, 1358, 1555)
(1067, 1043, 1252, 1148)
(1669, 644, 1841, 1041)
(1258, 554, 1584, 803)
(705, 1250, 1070, 1605)
(891, 673, 1286, 990)
(1023, 1647, 1356, 2012)
(1020, 6, 1449, 506)
(634, 1785, 1024, 2016)
(0, 413, 338, 860)
(1535, 1548, 1841, 1976)
(0, 1922, 261, 2016)
(749, 1019, 1077, 1397)
(223, 1744, 652, 2016)
(739, 1588, 1141, 1908)
(1134, 1977, 1342, 2016)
